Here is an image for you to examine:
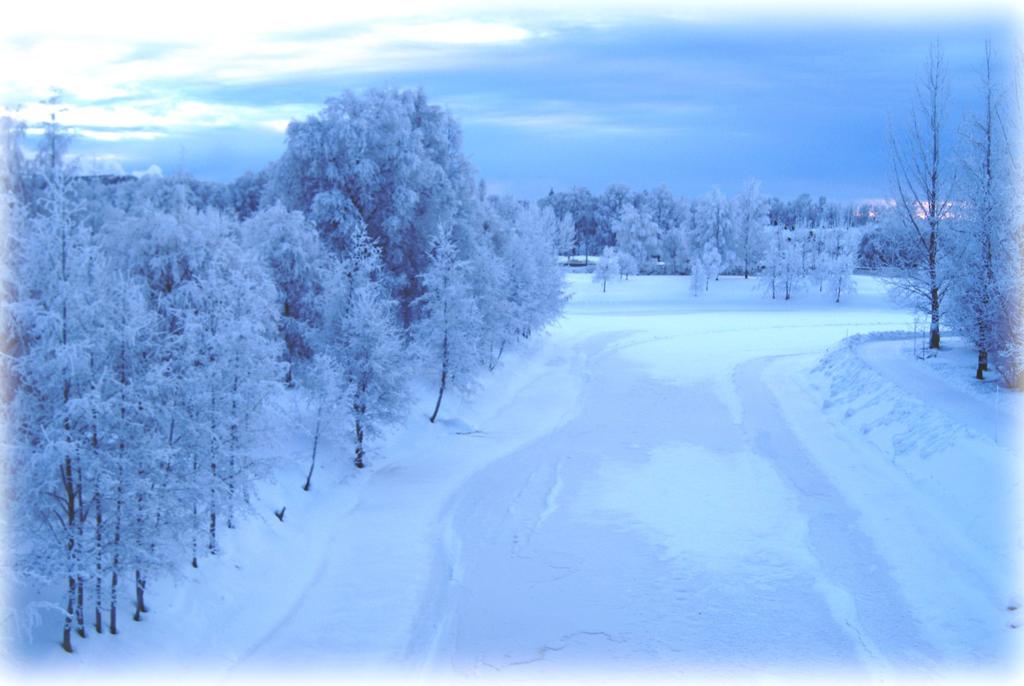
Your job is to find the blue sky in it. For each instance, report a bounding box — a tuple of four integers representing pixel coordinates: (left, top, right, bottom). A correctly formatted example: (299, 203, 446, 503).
(1, 2, 1019, 202)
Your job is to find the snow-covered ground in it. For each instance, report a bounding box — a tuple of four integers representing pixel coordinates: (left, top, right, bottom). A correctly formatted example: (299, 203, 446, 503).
(6, 273, 1022, 683)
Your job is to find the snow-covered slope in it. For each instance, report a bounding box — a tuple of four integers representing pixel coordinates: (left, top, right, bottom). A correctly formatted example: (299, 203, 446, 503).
(782, 334, 1023, 667)
(6, 274, 1020, 684)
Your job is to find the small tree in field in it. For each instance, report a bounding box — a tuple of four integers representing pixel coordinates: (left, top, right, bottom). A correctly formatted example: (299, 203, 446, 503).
(699, 243, 722, 292)
(821, 224, 860, 303)
(762, 223, 805, 301)
(593, 247, 620, 293)
(689, 250, 705, 297)
(616, 250, 639, 280)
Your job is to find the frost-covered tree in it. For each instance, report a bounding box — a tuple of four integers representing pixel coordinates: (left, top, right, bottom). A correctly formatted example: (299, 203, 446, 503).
(689, 188, 735, 277)
(1, 115, 27, 202)
(731, 180, 768, 279)
(890, 44, 955, 349)
(539, 187, 602, 260)
(688, 251, 705, 297)
(507, 203, 566, 337)
(596, 184, 633, 250)
(8, 167, 133, 650)
(196, 216, 283, 537)
(10, 168, 90, 651)
(803, 225, 828, 292)
(33, 93, 72, 176)
(415, 225, 483, 423)
(297, 353, 342, 490)
(700, 242, 723, 292)
(688, 242, 722, 296)
(612, 203, 660, 275)
(820, 223, 861, 303)
(10, 173, 287, 650)
(471, 195, 562, 366)
(995, 52, 1024, 386)
(616, 250, 639, 280)
(552, 210, 576, 257)
(660, 222, 689, 275)
(593, 247, 620, 293)
(468, 201, 516, 368)
(947, 44, 1016, 380)
(242, 203, 326, 382)
(761, 224, 783, 300)
(103, 202, 216, 578)
(103, 202, 281, 571)
(433, 195, 564, 379)
(93, 272, 159, 635)
(762, 222, 805, 300)
(318, 225, 408, 468)
(637, 185, 683, 268)
(996, 200, 1024, 386)
(272, 88, 480, 324)
(227, 168, 271, 220)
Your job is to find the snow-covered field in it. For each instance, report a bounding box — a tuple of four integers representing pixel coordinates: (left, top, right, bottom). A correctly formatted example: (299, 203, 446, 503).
(6, 273, 1022, 684)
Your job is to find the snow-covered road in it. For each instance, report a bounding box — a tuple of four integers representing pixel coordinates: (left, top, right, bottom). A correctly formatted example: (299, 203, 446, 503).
(389, 279, 943, 679)
(408, 348, 876, 677)
(15, 274, 1021, 682)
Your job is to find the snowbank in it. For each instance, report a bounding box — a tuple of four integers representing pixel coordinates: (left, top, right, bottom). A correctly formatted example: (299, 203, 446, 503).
(763, 332, 1023, 674)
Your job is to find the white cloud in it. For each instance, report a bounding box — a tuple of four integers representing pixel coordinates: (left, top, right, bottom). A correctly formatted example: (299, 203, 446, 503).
(449, 97, 688, 136)
(259, 119, 294, 134)
(77, 129, 166, 142)
(462, 110, 649, 135)
(6, 99, 320, 142)
(131, 164, 163, 179)
(68, 154, 126, 175)
(0, 14, 536, 106)
(1, 1, 1009, 45)
(0, 13, 538, 151)
(1, 1, 1014, 166)
(382, 20, 530, 44)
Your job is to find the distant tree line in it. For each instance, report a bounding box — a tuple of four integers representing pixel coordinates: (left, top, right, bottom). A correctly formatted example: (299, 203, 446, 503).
(548, 43, 1023, 385)
(545, 182, 876, 303)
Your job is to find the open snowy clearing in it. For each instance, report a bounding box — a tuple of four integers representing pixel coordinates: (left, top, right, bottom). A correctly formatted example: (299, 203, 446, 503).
(7, 273, 1022, 683)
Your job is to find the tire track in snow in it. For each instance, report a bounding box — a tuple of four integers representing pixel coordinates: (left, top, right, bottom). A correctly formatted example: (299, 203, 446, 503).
(403, 446, 567, 674)
(224, 472, 369, 677)
(536, 455, 565, 529)
(409, 332, 851, 673)
(735, 354, 939, 670)
(403, 331, 626, 674)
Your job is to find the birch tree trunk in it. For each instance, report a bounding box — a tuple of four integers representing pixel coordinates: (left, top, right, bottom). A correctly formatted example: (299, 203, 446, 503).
(429, 331, 449, 424)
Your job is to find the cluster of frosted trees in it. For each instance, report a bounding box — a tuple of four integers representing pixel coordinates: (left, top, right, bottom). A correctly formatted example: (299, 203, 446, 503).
(758, 218, 862, 303)
(8, 171, 283, 651)
(2, 88, 565, 652)
(886, 43, 1022, 383)
(577, 182, 865, 303)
